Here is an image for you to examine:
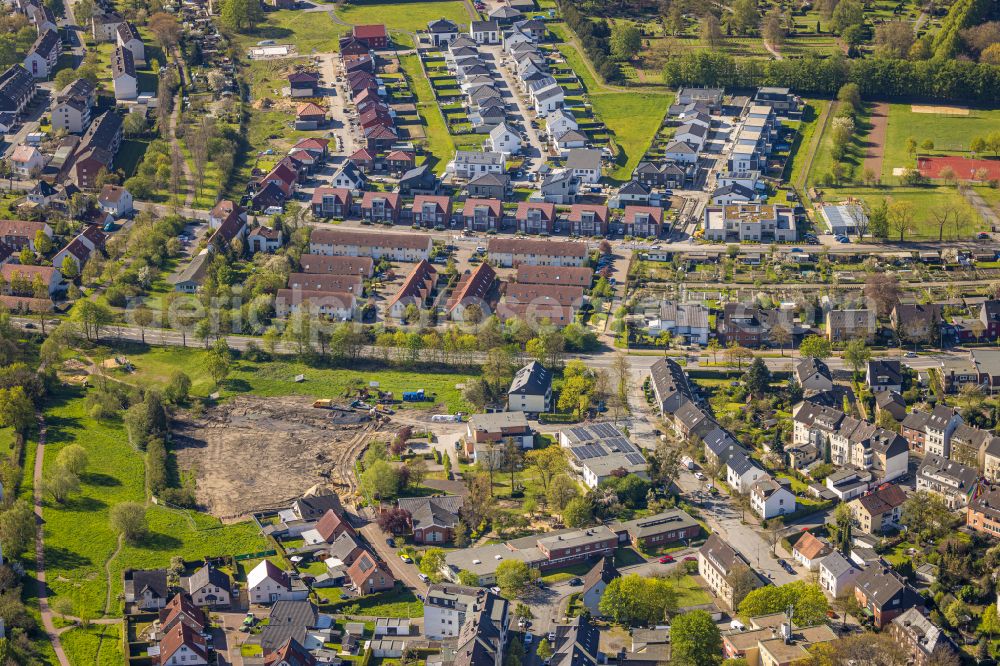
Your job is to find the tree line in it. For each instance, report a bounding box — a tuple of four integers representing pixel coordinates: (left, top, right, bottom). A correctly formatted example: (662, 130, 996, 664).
(663, 50, 1000, 104)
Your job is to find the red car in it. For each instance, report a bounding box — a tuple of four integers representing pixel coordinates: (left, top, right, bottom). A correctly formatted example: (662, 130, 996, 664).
(658, 555, 675, 563)
(682, 556, 696, 562)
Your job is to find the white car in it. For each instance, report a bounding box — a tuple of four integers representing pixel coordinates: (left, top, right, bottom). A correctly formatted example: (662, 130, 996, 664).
(418, 573, 430, 582)
(694, 471, 705, 480)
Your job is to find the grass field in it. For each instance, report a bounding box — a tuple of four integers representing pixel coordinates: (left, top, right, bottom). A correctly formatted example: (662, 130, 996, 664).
(548, 23, 670, 182)
(881, 104, 1000, 180)
(60, 624, 123, 666)
(808, 102, 872, 187)
(98, 346, 474, 412)
(786, 100, 828, 190)
(398, 54, 456, 173)
(826, 185, 984, 240)
(41, 387, 268, 618)
(330, 586, 423, 617)
(335, 0, 471, 33)
(234, 10, 346, 53)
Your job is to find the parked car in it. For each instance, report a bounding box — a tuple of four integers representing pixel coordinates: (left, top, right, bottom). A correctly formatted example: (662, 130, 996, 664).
(524, 632, 533, 645)
(418, 573, 430, 582)
(682, 556, 696, 562)
(778, 559, 795, 574)
(568, 577, 583, 586)
(386, 538, 396, 547)
(658, 555, 675, 563)
(400, 554, 413, 563)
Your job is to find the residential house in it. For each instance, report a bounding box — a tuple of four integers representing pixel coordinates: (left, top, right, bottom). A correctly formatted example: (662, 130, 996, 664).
(507, 361, 552, 413)
(446, 262, 497, 322)
(396, 496, 463, 544)
(286, 273, 363, 295)
(726, 453, 765, 494)
(465, 412, 534, 456)
(70, 110, 123, 189)
(698, 534, 763, 609)
(620, 206, 662, 237)
(264, 639, 316, 666)
(360, 191, 402, 224)
(899, 406, 962, 454)
(487, 237, 587, 267)
(92, 12, 125, 42)
(470, 19, 500, 44)
(711, 183, 757, 206)
(412, 195, 452, 228)
(611, 180, 652, 208)
(565, 148, 602, 184)
(986, 438, 1000, 482)
(309, 228, 431, 262)
(875, 391, 907, 422)
(51, 78, 95, 134)
(98, 184, 133, 217)
(295, 102, 326, 130)
(116, 22, 145, 64)
(111, 45, 137, 100)
(502, 281, 585, 327)
(450, 150, 505, 180)
(462, 198, 503, 232)
(10, 145, 43, 177)
(949, 423, 998, 470)
(385, 260, 437, 319)
(347, 551, 395, 593)
(385, 150, 415, 174)
(310, 187, 352, 219)
(849, 484, 907, 534)
(643, 301, 710, 346)
(866, 360, 904, 394)
(515, 201, 556, 234)
(580, 557, 619, 614)
(703, 204, 797, 243)
(539, 169, 578, 204)
(0, 65, 37, 116)
(158, 623, 208, 666)
(892, 303, 943, 345)
(288, 70, 320, 97)
(23, 29, 60, 79)
(247, 560, 308, 604)
(159, 593, 207, 634)
(634, 161, 687, 189)
(424, 584, 502, 640)
(398, 165, 439, 195)
(854, 567, 923, 628)
(674, 122, 707, 151)
(826, 309, 877, 343)
(427, 18, 460, 46)
(124, 569, 169, 610)
(795, 357, 834, 393)
(352, 24, 388, 48)
(754, 87, 800, 117)
(330, 162, 366, 191)
(791, 532, 832, 571)
(488, 122, 521, 154)
(567, 204, 608, 236)
(662, 140, 698, 164)
(916, 455, 981, 509)
(889, 608, 958, 666)
(966, 488, 1000, 538)
(750, 476, 796, 520)
(466, 172, 509, 200)
(182, 564, 232, 608)
(818, 551, 862, 598)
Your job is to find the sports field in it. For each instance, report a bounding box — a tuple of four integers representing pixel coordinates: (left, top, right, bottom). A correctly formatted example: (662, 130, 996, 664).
(881, 104, 1000, 180)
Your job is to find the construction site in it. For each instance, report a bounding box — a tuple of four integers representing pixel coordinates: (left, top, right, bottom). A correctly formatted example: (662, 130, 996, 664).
(171, 395, 388, 519)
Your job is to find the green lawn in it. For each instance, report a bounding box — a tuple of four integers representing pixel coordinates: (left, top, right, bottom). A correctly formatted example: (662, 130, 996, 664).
(331, 586, 423, 618)
(881, 104, 1000, 180)
(540, 562, 592, 583)
(101, 345, 474, 412)
(61, 624, 123, 666)
(674, 574, 712, 608)
(825, 185, 984, 240)
(41, 387, 268, 618)
(234, 10, 347, 53)
(786, 100, 828, 190)
(335, 0, 471, 33)
(808, 101, 872, 187)
(116, 140, 149, 179)
(398, 54, 455, 173)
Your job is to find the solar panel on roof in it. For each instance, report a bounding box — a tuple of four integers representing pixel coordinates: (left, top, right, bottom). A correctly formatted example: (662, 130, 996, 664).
(592, 423, 619, 438)
(572, 445, 600, 460)
(624, 452, 647, 465)
(570, 426, 592, 441)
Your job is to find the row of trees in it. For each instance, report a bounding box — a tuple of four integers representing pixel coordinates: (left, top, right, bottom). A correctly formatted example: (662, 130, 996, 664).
(662, 50, 1000, 104)
(557, 0, 625, 82)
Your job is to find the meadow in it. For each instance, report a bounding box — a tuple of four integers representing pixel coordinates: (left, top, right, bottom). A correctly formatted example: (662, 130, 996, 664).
(334, 0, 472, 33)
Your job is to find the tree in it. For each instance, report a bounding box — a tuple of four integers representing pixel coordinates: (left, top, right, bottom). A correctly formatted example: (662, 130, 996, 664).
(672, 610, 722, 666)
(889, 200, 915, 243)
(70, 299, 113, 341)
(869, 199, 890, 238)
(148, 12, 181, 49)
(0, 386, 34, 434)
(110, 501, 148, 545)
(744, 357, 771, 398)
(33, 229, 52, 255)
(133, 304, 154, 344)
(901, 491, 954, 545)
(547, 473, 579, 511)
(220, 0, 264, 32)
(377, 507, 411, 535)
(700, 15, 723, 48)
(729, 0, 760, 35)
(43, 465, 79, 504)
(738, 581, 830, 627)
(837, 83, 862, 111)
(164, 371, 191, 404)
(864, 271, 901, 317)
(611, 24, 642, 61)
(980, 603, 1000, 639)
(762, 8, 786, 47)
(527, 447, 568, 493)
(874, 21, 915, 58)
(0, 499, 36, 558)
(726, 562, 759, 609)
(457, 570, 479, 586)
(563, 496, 593, 527)
(359, 460, 401, 503)
(536, 638, 553, 663)
(206, 339, 231, 386)
(56, 444, 89, 476)
(799, 335, 832, 360)
(770, 324, 791, 356)
(495, 560, 535, 598)
(831, 0, 863, 33)
(843, 338, 870, 378)
(833, 500, 853, 555)
(420, 548, 446, 583)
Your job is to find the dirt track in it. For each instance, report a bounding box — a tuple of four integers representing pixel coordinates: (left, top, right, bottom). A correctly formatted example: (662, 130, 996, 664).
(171, 396, 381, 518)
(864, 101, 889, 180)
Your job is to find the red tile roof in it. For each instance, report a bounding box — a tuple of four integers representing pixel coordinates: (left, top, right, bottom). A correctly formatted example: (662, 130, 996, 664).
(462, 198, 502, 218)
(515, 201, 556, 220)
(353, 24, 387, 39)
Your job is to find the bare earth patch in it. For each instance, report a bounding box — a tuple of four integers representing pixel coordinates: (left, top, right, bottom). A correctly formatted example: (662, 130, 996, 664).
(172, 396, 376, 518)
(911, 105, 969, 115)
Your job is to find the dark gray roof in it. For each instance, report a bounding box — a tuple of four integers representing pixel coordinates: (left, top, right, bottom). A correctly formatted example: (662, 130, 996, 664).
(259, 600, 318, 653)
(795, 357, 832, 384)
(726, 452, 760, 476)
(185, 564, 231, 596)
(712, 183, 755, 200)
(550, 616, 600, 666)
(509, 361, 551, 397)
(917, 454, 979, 491)
(867, 360, 903, 386)
(126, 568, 168, 599)
(293, 493, 342, 521)
(397, 495, 463, 529)
(29, 29, 60, 57)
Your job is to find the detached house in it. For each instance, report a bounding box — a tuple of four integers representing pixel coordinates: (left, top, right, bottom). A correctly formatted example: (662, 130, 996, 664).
(470, 20, 500, 44)
(791, 532, 832, 571)
(347, 551, 394, 593)
(397, 496, 463, 544)
(487, 122, 521, 154)
(124, 569, 169, 611)
(507, 361, 552, 413)
(750, 476, 795, 520)
(182, 564, 232, 608)
(849, 484, 907, 534)
(565, 148, 602, 184)
(111, 45, 137, 100)
(98, 184, 133, 217)
(795, 357, 834, 393)
(854, 567, 923, 628)
(247, 560, 308, 604)
(866, 360, 903, 394)
(427, 18, 459, 46)
(818, 552, 862, 598)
